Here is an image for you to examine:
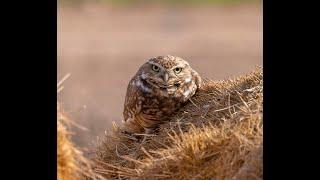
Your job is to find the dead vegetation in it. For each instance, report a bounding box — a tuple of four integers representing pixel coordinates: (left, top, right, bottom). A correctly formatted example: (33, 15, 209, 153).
(94, 67, 263, 179)
(58, 75, 102, 180)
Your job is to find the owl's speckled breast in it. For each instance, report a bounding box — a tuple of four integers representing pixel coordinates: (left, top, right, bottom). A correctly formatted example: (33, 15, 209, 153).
(141, 93, 182, 118)
(136, 77, 196, 123)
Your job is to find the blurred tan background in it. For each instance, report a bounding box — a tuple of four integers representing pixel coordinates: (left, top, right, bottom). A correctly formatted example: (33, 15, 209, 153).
(58, 0, 262, 148)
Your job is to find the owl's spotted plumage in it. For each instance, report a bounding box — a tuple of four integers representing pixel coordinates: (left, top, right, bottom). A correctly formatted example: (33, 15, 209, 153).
(123, 55, 202, 138)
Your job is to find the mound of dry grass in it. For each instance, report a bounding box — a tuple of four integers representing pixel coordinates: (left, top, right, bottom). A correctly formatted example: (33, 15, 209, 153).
(94, 67, 263, 179)
(58, 103, 103, 180)
(58, 75, 102, 180)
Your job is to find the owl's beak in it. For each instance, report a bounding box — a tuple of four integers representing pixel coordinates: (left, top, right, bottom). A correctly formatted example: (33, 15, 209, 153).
(163, 72, 169, 82)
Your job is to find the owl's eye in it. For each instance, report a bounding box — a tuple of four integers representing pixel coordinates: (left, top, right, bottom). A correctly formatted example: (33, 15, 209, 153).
(174, 67, 182, 74)
(152, 65, 160, 72)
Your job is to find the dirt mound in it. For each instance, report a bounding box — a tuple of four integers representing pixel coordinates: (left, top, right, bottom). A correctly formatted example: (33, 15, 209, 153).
(94, 67, 263, 179)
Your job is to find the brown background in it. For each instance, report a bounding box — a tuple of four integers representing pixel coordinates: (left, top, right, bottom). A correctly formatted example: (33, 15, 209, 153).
(58, 2, 262, 148)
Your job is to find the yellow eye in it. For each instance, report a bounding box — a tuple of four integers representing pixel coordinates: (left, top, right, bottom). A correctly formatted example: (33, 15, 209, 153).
(152, 65, 160, 72)
(174, 67, 182, 74)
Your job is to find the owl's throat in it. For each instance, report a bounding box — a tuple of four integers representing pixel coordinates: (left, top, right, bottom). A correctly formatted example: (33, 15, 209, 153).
(141, 77, 182, 95)
(159, 82, 180, 89)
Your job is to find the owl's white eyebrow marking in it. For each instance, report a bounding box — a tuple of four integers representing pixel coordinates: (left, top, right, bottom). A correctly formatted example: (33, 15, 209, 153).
(147, 62, 164, 69)
(136, 80, 152, 93)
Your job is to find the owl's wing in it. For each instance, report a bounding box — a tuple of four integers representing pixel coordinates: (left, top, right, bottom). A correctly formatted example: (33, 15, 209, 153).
(123, 78, 142, 122)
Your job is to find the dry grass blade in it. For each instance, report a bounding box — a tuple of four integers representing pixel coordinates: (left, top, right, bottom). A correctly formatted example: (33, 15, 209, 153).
(57, 73, 71, 89)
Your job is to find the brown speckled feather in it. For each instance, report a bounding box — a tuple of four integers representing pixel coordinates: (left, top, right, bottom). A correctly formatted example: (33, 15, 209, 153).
(123, 77, 141, 122)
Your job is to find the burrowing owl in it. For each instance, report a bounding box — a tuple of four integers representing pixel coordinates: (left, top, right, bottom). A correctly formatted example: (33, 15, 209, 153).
(123, 55, 201, 140)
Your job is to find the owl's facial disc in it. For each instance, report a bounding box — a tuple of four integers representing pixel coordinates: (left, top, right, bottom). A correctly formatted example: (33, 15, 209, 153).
(143, 62, 169, 88)
(141, 59, 192, 94)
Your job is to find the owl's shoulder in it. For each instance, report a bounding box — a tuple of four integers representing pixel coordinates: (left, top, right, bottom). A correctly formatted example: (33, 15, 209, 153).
(124, 76, 153, 121)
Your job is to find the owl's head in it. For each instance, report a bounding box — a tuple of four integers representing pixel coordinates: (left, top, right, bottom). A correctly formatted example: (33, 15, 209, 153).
(138, 55, 195, 91)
